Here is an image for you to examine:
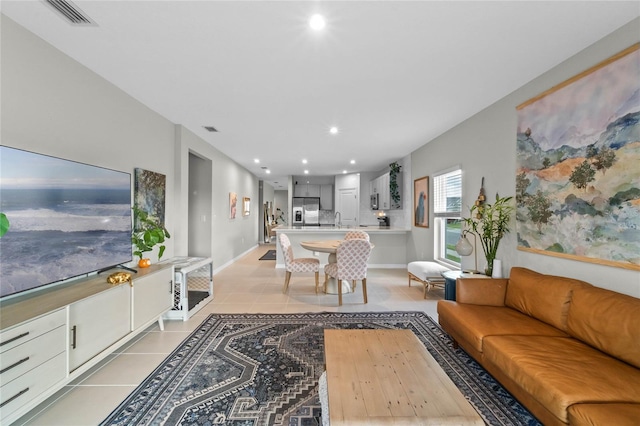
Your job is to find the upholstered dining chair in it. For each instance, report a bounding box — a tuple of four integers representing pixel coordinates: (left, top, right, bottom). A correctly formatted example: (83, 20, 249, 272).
(279, 233, 320, 294)
(324, 239, 372, 306)
(344, 230, 370, 241)
(342, 230, 370, 290)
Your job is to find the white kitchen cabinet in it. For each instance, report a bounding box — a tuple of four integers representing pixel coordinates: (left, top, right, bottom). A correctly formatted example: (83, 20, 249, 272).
(68, 283, 131, 371)
(380, 173, 390, 209)
(307, 184, 320, 197)
(370, 172, 402, 210)
(132, 266, 173, 330)
(320, 184, 333, 210)
(294, 183, 320, 198)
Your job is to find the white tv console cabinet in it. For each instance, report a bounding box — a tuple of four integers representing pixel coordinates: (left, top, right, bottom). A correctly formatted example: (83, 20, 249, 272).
(0, 263, 174, 425)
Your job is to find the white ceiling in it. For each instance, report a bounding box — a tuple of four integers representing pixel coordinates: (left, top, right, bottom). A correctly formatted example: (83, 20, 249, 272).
(2, 1, 638, 189)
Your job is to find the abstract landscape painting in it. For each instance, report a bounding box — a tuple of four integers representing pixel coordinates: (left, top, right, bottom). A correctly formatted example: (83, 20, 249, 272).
(134, 168, 166, 229)
(516, 44, 640, 270)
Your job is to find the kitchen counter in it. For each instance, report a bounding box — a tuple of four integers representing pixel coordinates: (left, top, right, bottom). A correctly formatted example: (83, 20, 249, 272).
(275, 225, 409, 234)
(274, 226, 409, 268)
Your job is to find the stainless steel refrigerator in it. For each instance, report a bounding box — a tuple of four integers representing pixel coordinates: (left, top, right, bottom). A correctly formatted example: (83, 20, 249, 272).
(292, 197, 320, 225)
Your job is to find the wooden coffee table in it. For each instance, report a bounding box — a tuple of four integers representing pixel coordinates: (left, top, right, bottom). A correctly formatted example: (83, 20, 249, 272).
(324, 329, 483, 425)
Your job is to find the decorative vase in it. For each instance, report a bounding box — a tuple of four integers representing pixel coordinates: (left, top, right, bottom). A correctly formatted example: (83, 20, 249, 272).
(484, 258, 494, 276)
(492, 259, 503, 278)
(138, 258, 151, 268)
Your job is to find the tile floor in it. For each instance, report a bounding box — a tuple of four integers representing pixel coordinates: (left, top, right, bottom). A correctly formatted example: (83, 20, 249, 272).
(15, 244, 444, 426)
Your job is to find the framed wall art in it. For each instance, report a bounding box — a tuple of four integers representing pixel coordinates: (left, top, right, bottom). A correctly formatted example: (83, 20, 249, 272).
(243, 197, 250, 216)
(229, 192, 237, 219)
(134, 168, 166, 229)
(515, 43, 640, 271)
(414, 176, 429, 228)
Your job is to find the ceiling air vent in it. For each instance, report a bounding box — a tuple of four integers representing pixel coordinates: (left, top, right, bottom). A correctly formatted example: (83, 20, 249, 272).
(44, 0, 95, 25)
(203, 126, 219, 133)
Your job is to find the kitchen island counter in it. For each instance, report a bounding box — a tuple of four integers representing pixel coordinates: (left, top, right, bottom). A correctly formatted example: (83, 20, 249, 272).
(274, 226, 409, 268)
(275, 225, 408, 234)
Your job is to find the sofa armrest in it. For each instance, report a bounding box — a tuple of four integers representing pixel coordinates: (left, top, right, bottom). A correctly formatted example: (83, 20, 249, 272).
(456, 278, 508, 306)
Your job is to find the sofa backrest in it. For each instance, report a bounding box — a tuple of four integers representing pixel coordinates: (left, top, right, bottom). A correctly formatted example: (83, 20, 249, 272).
(567, 285, 640, 368)
(505, 267, 591, 331)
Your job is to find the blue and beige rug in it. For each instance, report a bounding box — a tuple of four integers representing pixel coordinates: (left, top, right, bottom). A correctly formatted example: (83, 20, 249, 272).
(101, 312, 540, 425)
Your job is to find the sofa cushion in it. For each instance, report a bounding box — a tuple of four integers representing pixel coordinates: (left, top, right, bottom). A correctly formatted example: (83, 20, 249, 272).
(505, 267, 590, 331)
(483, 335, 640, 424)
(567, 285, 640, 368)
(437, 301, 567, 354)
(567, 403, 640, 426)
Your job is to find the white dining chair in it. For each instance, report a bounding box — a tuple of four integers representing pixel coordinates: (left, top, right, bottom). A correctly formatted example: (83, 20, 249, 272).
(324, 239, 372, 306)
(344, 230, 370, 241)
(279, 233, 320, 293)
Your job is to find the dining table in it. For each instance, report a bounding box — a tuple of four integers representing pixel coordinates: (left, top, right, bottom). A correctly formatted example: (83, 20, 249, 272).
(299, 239, 374, 294)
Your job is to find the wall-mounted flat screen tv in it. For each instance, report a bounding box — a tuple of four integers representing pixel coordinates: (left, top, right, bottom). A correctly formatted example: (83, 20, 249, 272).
(0, 146, 132, 299)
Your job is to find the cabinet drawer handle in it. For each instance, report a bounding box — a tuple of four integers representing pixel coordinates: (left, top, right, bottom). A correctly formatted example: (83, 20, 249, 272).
(169, 279, 173, 294)
(0, 387, 29, 408)
(71, 325, 77, 349)
(0, 332, 29, 347)
(0, 357, 30, 375)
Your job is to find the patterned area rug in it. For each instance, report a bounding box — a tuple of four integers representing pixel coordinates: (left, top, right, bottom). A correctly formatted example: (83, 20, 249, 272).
(101, 312, 541, 426)
(258, 250, 277, 261)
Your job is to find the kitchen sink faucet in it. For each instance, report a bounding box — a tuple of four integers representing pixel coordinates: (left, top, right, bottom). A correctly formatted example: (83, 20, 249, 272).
(334, 211, 342, 228)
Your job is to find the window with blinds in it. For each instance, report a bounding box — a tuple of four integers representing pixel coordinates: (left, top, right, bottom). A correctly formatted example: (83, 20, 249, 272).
(433, 169, 462, 216)
(433, 169, 462, 265)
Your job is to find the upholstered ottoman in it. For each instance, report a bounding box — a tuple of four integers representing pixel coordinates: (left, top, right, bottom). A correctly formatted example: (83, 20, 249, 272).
(408, 261, 451, 298)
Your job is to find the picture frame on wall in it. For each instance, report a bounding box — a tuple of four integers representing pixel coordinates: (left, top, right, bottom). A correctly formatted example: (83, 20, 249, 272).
(515, 43, 640, 271)
(243, 197, 250, 216)
(134, 168, 166, 230)
(414, 176, 429, 228)
(229, 192, 237, 219)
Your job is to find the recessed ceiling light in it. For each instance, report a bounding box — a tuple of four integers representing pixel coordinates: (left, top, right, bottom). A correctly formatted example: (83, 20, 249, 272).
(330, 127, 339, 135)
(350, 160, 356, 164)
(309, 14, 326, 31)
(302, 159, 308, 164)
(304, 170, 309, 174)
(266, 170, 271, 174)
(254, 159, 260, 163)
(343, 170, 347, 174)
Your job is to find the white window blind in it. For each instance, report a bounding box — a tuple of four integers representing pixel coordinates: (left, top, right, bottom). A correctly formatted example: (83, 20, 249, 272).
(433, 169, 462, 217)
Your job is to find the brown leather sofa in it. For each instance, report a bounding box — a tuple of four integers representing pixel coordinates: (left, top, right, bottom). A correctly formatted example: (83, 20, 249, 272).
(437, 267, 640, 426)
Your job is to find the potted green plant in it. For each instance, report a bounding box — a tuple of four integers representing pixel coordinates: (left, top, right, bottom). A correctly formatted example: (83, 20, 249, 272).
(0, 213, 9, 238)
(131, 206, 170, 267)
(462, 194, 514, 276)
(389, 161, 402, 208)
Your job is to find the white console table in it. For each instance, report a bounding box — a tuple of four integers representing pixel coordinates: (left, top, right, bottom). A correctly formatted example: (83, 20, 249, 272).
(0, 263, 174, 425)
(162, 257, 213, 321)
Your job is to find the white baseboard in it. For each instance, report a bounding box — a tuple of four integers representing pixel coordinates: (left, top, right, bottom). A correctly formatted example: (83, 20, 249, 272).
(212, 244, 259, 275)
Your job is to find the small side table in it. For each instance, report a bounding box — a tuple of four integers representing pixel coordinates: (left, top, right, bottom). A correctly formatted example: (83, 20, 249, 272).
(441, 271, 489, 301)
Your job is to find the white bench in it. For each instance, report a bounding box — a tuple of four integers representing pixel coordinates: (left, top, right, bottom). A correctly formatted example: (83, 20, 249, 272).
(408, 261, 451, 298)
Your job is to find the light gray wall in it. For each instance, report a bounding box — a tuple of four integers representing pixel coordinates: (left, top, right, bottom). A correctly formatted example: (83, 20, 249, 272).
(410, 18, 640, 297)
(175, 125, 259, 268)
(1, 15, 175, 264)
(2, 15, 260, 272)
(260, 181, 275, 242)
(274, 190, 288, 224)
(188, 153, 212, 257)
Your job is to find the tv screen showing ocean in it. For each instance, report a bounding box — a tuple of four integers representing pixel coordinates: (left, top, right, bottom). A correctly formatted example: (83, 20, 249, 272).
(0, 188, 132, 297)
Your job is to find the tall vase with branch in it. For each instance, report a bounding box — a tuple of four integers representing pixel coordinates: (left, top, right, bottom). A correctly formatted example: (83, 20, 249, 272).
(462, 194, 514, 276)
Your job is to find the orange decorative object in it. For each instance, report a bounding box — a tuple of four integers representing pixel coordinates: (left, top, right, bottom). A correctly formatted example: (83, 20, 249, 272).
(138, 258, 151, 268)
